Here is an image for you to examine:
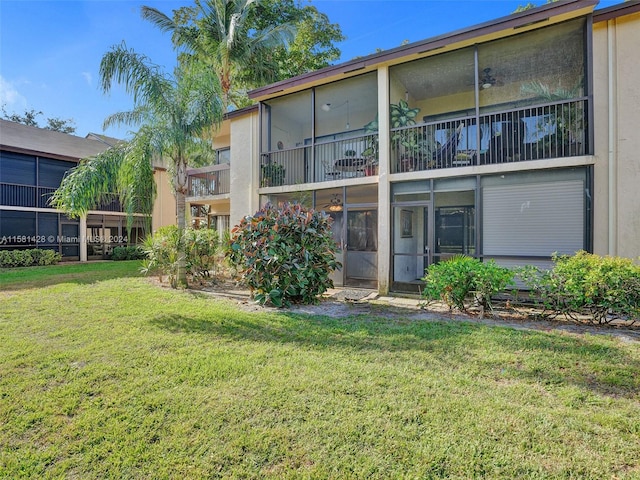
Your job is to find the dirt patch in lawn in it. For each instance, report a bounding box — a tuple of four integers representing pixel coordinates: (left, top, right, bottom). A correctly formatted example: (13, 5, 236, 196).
(165, 277, 640, 343)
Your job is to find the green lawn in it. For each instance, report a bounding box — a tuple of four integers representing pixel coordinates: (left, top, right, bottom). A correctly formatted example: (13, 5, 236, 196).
(1, 263, 639, 479)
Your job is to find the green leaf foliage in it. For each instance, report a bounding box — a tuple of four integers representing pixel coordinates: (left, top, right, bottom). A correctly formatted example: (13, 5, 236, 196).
(226, 202, 341, 307)
(142, 0, 298, 109)
(518, 251, 640, 324)
(250, 0, 345, 80)
(50, 141, 156, 235)
(422, 255, 515, 312)
(140, 226, 221, 288)
(110, 245, 146, 261)
(183, 227, 221, 280)
(0, 249, 62, 268)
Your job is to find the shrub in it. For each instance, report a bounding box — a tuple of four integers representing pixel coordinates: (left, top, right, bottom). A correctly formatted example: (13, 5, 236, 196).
(183, 228, 220, 280)
(422, 255, 514, 312)
(110, 245, 146, 261)
(518, 251, 640, 324)
(140, 226, 183, 288)
(226, 203, 341, 307)
(140, 226, 221, 287)
(0, 249, 62, 268)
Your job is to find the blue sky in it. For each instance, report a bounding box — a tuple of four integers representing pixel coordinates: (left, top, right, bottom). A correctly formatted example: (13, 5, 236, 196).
(0, 0, 619, 139)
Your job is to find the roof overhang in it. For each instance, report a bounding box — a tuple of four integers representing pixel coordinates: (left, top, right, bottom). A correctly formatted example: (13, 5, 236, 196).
(249, 0, 598, 102)
(593, 1, 640, 23)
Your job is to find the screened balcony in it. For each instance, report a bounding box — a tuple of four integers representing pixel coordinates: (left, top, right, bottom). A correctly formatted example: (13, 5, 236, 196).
(388, 17, 589, 172)
(0, 183, 123, 211)
(260, 72, 378, 188)
(260, 130, 379, 186)
(392, 97, 587, 173)
(186, 163, 230, 198)
(258, 18, 589, 187)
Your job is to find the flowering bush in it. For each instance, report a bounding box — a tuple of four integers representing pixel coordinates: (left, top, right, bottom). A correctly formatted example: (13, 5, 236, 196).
(226, 203, 341, 307)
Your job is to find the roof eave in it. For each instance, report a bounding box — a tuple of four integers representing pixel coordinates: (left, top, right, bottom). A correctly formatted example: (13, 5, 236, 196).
(249, 0, 598, 101)
(593, 0, 640, 23)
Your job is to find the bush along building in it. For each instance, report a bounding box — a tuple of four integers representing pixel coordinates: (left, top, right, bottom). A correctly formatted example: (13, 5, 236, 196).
(185, 0, 639, 296)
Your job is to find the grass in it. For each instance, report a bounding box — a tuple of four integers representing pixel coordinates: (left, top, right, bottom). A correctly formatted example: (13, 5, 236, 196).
(1, 263, 639, 478)
(0, 260, 143, 291)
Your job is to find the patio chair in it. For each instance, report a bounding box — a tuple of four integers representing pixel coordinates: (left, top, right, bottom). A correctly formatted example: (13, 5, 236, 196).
(432, 122, 464, 168)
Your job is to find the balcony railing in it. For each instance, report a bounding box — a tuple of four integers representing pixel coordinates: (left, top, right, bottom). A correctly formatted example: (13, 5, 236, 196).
(187, 163, 230, 197)
(260, 132, 379, 187)
(257, 98, 587, 187)
(0, 183, 123, 211)
(392, 98, 587, 173)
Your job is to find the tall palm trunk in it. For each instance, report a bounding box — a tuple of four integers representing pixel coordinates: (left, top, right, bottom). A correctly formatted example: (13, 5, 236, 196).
(174, 156, 189, 287)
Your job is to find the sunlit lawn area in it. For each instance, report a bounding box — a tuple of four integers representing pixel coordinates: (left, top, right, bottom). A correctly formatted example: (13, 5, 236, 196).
(1, 262, 639, 478)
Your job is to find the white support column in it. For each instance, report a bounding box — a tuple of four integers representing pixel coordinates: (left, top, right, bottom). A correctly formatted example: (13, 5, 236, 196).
(377, 66, 391, 295)
(79, 214, 87, 262)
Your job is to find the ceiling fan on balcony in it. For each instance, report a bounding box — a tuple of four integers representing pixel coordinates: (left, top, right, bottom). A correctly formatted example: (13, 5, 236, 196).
(479, 68, 503, 89)
(324, 194, 343, 212)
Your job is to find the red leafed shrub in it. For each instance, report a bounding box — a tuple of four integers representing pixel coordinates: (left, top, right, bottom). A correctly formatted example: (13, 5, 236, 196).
(226, 203, 341, 307)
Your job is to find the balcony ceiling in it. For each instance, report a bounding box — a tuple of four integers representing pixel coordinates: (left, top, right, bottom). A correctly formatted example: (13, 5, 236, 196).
(392, 19, 583, 100)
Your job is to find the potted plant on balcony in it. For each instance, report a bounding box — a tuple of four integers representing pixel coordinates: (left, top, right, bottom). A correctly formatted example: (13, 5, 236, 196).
(390, 100, 429, 171)
(261, 162, 285, 187)
(521, 80, 585, 157)
(362, 115, 379, 175)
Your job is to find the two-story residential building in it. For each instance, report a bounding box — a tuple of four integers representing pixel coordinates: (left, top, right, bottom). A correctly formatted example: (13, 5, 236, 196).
(0, 119, 175, 261)
(190, 0, 638, 295)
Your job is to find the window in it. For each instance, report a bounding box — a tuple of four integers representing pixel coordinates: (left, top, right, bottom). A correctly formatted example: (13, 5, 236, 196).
(0, 210, 36, 246)
(38, 158, 76, 188)
(0, 152, 36, 185)
(216, 148, 230, 165)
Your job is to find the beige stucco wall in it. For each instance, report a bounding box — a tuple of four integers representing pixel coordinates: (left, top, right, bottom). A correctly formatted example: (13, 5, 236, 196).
(152, 168, 176, 232)
(229, 110, 260, 228)
(377, 66, 391, 295)
(592, 12, 640, 261)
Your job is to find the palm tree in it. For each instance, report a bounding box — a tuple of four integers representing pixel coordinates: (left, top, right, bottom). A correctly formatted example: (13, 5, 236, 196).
(141, 0, 295, 109)
(52, 43, 224, 287)
(50, 136, 156, 234)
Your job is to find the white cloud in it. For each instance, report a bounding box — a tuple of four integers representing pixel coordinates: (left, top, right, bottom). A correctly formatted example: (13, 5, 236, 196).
(0, 75, 27, 110)
(82, 72, 92, 86)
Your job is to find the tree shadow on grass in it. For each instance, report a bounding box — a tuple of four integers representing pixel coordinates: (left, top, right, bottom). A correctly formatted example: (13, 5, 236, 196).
(149, 309, 476, 354)
(149, 306, 640, 399)
(0, 261, 143, 292)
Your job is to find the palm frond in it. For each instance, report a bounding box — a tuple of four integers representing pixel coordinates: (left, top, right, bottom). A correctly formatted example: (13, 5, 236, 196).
(140, 6, 175, 33)
(141, 6, 200, 54)
(100, 43, 173, 108)
(50, 146, 125, 218)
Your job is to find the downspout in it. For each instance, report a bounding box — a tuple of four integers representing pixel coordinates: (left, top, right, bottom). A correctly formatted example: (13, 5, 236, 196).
(607, 19, 617, 256)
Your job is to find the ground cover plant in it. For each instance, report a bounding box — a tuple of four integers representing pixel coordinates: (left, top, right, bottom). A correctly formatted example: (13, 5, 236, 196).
(1, 263, 639, 478)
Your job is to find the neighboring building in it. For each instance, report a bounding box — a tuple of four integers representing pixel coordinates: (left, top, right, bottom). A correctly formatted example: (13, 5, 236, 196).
(188, 0, 639, 295)
(0, 119, 175, 260)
